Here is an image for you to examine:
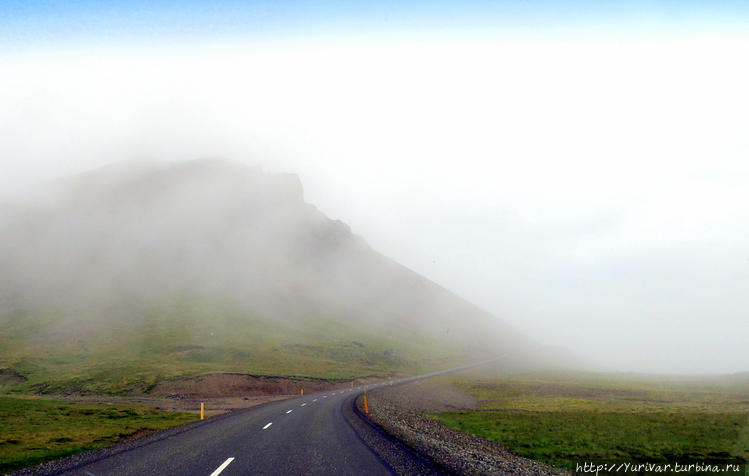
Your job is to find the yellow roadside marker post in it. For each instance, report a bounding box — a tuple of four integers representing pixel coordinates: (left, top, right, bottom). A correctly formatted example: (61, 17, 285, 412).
(200, 402, 205, 420)
(363, 393, 369, 414)
(301, 388, 304, 396)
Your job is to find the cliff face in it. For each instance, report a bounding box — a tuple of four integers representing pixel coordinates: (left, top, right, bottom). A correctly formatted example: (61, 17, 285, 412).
(0, 159, 532, 391)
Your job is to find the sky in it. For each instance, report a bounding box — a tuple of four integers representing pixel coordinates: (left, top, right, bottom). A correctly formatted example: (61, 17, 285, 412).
(1, 1, 748, 374)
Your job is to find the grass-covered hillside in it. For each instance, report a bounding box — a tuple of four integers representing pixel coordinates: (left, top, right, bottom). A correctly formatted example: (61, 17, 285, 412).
(0, 159, 530, 395)
(0, 298, 466, 395)
(432, 372, 749, 469)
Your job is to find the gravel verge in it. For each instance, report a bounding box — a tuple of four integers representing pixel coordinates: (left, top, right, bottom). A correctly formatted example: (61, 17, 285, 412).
(354, 380, 568, 476)
(342, 393, 449, 475)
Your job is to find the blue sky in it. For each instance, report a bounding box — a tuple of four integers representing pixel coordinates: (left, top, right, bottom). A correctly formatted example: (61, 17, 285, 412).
(2, 1, 747, 47)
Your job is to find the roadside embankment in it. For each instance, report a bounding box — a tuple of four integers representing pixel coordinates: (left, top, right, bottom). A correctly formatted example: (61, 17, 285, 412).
(30, 373, 392, 417)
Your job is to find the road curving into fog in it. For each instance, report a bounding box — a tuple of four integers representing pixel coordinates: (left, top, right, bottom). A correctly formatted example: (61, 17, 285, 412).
(19, 362, 499, 476)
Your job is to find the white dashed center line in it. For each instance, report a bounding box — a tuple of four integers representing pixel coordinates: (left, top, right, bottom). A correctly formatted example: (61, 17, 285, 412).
(262, 422, 273, 430)
(286, 410, 293, 414)
(313, 399, 318, 402)
(209, 457, 235, 476)
(301, 403, 307, 406)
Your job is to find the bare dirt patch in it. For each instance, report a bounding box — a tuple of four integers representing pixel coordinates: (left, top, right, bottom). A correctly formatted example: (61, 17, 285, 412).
(148, 373, 352, 399)
(26, 373, 396, 418)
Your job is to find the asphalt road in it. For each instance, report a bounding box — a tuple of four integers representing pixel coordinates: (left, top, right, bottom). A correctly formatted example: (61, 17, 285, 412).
(25, 362, 496, 476)
(54, 386, 392, 476)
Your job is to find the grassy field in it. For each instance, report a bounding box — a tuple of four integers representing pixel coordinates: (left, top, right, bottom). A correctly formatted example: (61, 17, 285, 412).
(0, 396, 194, 473)
(432, 372, 749, 470)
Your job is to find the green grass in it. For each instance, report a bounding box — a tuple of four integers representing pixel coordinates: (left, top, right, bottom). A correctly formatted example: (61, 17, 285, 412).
(451, 372, 749, 414)
(431, 372, 749, 470)
(434, 411, 748, 468)
(0, 297, 466, 395)
(0, 396, 194, 473)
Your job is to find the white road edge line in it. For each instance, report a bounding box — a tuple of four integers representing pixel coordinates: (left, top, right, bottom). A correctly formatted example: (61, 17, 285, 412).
(286, 410, 293, 414)
(262, 422, 273, 430)
(209, 457, 235, 476)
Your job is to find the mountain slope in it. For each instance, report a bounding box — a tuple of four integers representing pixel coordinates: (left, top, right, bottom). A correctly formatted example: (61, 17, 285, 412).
(0, 159, 531, 394)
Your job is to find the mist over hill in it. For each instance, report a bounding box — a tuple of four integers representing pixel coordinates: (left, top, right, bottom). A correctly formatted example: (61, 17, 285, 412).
(0, 159, 545, 394)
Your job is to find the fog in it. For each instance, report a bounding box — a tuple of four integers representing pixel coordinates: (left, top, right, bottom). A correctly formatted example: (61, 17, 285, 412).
(1, 158, 532, 371)
(1, 26, 747, 373)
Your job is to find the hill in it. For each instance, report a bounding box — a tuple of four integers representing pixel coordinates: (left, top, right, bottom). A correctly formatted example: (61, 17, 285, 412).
(0, 159, 534, 395)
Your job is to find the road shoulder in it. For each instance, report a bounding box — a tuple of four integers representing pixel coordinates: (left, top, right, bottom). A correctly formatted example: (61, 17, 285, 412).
(352, 380, 567, 476)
